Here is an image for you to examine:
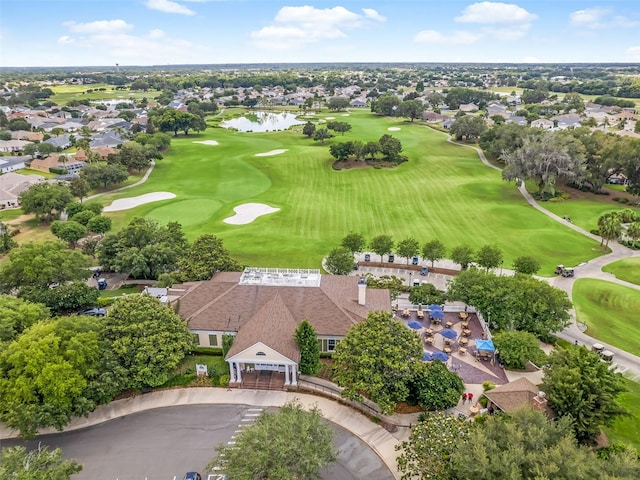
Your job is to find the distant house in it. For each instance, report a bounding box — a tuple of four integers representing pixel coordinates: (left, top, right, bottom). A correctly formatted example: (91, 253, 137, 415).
(422, 112, 447, 123)
(553, 113, 581, 130)
(0, 139, 31, 153)
(90, 131, 123, 149)
(11, 130, 44, 142)
(172, 268, 390, 387)
(349, 98, 367, 108)
(459, 103, 479, 113)
(442, 118, 456, 129)
(506, 115, 527, 126)
(0, 156, 29, 173)
(530, 118, 554, 130)
(0, 171, 45, 208)
(45, 134, 72, 149)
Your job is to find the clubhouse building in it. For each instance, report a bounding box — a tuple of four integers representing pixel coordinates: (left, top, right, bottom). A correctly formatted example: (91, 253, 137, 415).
(172, 268, 390, 387)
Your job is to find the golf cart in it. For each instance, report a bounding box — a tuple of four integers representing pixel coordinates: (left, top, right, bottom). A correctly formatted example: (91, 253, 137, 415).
(554, 264, 565, 275)
(562, 268, 575, 278)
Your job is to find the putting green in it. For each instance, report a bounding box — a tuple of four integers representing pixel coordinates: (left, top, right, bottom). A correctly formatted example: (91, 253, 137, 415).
(105, 109, 603, 271)
(573, 278, 640, 354)
(146, 199, 223, 228)
(602, 257, 640, 286)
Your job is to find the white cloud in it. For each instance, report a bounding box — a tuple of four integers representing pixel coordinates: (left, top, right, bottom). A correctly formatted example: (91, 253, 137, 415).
(413, 30, 481, 45)
(570, 8, 639, 29)
(57, 35, 75, 45)
(63, 19, 133, 34)
(144, 0, 195, 16)
(455, 2, 537, 24)
(250, 6, 385, 50)
(147, 29, 166, 39)
(626, 46, 640, 62)
(483, 23, 531, 40)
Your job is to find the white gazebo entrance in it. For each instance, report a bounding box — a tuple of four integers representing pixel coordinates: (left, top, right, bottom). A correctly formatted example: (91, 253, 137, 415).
(226, 341, 298, 387)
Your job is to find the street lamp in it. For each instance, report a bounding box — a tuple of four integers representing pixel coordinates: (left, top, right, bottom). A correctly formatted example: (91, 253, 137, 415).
(500, 260, 504, 276)
(408, 271, 413, 287)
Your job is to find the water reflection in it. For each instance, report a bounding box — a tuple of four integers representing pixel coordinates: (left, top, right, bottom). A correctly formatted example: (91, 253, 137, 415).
(221, 111, 305, 132)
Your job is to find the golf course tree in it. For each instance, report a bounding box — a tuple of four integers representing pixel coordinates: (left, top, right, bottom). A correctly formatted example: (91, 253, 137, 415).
(371, 92, 401, 116)
(302, 120, 316, 138)
(399, 99, 425, 122)
(327, 96, 350, 111)
(450, 408, 640, 480)
(178, 234, 241, 282)
(0, 316, 105, 438)
(324, 246, 355, 275)
(0, 445, 82, 479)
(108, 141, 151, 173)
(512, 255, 541, 275)
(422, 239, 447, 268)
(448, 115, 487, 141)
(450, 244, 474, 270)
(378, 134, 407, 163)
(313, 127, 333, 144)
(625, 221, 640, 247)
(19, 281, 99, 315)
(0, 295, 50, 344)
(327, 120, 352, 135)
(87, 215, 112, 235)
(333, 310, 422, 414)
(329, 141, 355, 162)
(50, 220, 87, 248)
(408, 360, 464, 411)
(97, 218, 188, 280)
(155, 108, 206, 136)
(370, 234, 394, 262)
(409, 283, 446, 306)
(543, 346, 627, 444)
(103, 295, 194, 389)
(81, 163, 129, 189)
(341, 232, 366, 254)
(23, 141, 57, 158)
(295, 320, 320, 375)
(0, 222, 17, 254)
(396, 237, 420, 264)
(0, 240, 91, 293)
(502, 131, 586, 197)
(475, 244, 503, 271)
(209, 400, 337, 480)
(18, 182, 73, 223)
(492, 331, 546, 370)
(597, 212, 622, 248)
(69, 176, 90, 202)
(447, 269, 572, 339)
(396, 412, 470, 480)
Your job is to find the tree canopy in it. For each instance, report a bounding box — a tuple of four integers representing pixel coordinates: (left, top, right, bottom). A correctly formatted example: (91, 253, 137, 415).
(178, 234, 241, 281)
(0, 295, 50, 344)
(209, 400, 337, 480)
(333, 310, 422, 414)
(422, 239, 446, 268)
(0, 445, 82, 480)
(408, 360, 464, 411)
(396, 237, 420, 265)
(408, 283, 446, 306)
(369, 234, 394, 262)
(18, 182, 73, 223)
(492, 330, 546, 369)
(324, 246, 355, 275)
(295, 320, 320, 375)
(341, 232, 366, 254)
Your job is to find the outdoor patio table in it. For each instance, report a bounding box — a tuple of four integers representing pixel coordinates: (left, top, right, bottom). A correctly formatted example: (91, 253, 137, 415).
(425, 328, 434, 336)
(463, 329, 472, 336)
(459, 312, 468, 320)
(469, 405, 479, 415)
(444, 346, 452, 354)
(459, 338, 469, 346)
(445, 321, 453, 328)
(461, 321, 469, 328)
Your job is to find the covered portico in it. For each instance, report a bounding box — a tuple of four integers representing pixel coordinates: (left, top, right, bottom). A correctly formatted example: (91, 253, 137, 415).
(227, 341, 298, 386)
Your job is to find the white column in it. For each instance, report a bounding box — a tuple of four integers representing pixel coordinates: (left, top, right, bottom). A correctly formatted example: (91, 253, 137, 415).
(229, 361, 236, 383)
(236, 362, 242, 383)
(291, 365, 297, 386)
(284, 364, 291, 385)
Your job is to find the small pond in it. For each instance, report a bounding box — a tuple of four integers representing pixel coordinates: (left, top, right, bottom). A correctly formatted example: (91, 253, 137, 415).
(221, 111, 305, 132)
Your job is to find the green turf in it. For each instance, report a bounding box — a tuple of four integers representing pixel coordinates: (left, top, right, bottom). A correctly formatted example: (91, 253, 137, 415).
(14, 168, 58, 179)
(0, 209, 23, 221)
(49, 83, 157, 105)
(572, 279, 640, 354)
(542, 199, 630, 232)
(602, 257, 640, 286)
(101, 109, 603, 271)
(604, 378, 640, 451)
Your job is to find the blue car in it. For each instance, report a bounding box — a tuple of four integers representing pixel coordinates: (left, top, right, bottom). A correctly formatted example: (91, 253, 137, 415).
(184, 473, 202, 480)
(80, 308, 107, 317)
(420, 267, 428, 276)
(412, 256, 419, 265)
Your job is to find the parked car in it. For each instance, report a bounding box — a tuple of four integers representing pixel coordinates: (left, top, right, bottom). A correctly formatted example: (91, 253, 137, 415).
(420, 266, 428, 276)
(364, 254, 371, 262)
(412, 256, 419, 265)
(79, 308, 106, 317)
(184, 473, 202, 480)
(97, 278, 108, 290)
(388, 254, 395, 263)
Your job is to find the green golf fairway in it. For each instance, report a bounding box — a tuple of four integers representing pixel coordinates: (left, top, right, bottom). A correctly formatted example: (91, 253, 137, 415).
(602, 257, 640, 286)
(103, 109, 602, 270)
(604, 378, 640, 451)
(543, 199, 627, 233)
(573, 278, 640, 354)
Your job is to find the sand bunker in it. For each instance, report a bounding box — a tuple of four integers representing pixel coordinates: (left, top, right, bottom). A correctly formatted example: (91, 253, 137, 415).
(387, 127, 401, 131)
(255, 149, 288, 157)
(223, 203, 280, 225)
(325, 117, 335, 120)
(193, 140, 219, 146)
(341, 113, 350, 116)
(104, 192, 176, 212)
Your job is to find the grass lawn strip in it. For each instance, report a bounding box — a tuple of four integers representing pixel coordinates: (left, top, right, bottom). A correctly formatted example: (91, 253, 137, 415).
(572, 279, 640, 355)
(604, 378, 640, 451)
(103, 109, 601, 272)
(602, 257, 640, 286)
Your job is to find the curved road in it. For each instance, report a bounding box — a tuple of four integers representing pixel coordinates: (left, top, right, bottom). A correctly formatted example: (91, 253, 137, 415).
(3, 405, 393, 480)
(430, 126, 640, 381)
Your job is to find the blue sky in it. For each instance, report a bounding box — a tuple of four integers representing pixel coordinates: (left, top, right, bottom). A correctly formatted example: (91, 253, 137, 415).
(1, 1, 639, 67)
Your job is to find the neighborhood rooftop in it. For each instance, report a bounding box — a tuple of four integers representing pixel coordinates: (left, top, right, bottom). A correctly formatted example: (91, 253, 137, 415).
(239, 267, 322, 287)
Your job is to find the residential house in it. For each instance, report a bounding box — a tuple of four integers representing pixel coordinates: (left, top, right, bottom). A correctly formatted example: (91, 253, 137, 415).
(482, 377, 552, 416)
(0, 139, 31, 153)
(90, 131, 123, 149)
(11, 130, 44, 142)
(0, 156, 30, 174)
(530, 118, 554, 130)
(506, 115, 527, 126)
(172, 268, 390, 387)
(459, 103, 479, 113)
(349, 98, 367, 108)
(442, 118, 456, 129)
(45, 134, 73, 149)
(487, 103, 509, 119)
(553, 113, 581, 130)
(422, 112, 447, 123)
(0, 171, 45, 208)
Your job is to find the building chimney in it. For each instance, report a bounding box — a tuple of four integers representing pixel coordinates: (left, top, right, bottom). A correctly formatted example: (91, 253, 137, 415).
(357, 277, 367, 306)
(532, 391, 547, 413)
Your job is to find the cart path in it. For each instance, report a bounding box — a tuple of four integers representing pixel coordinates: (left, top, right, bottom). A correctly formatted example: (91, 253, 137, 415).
(426, 125, 640, 380)
(86, 160, 156, 201)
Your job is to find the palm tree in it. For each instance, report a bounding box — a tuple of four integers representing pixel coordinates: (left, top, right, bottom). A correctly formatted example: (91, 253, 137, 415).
(598, 213, 622, 248)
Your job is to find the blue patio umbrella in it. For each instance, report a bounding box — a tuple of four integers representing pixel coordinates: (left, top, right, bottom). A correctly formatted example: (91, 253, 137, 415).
(440, 328, 457, 339)
(407, 320, 422, 330)
(422, 352, 433, 362)
(430, 309, 445, 319)
(432, 351, 449, 362)
(428, 304, 443, 311)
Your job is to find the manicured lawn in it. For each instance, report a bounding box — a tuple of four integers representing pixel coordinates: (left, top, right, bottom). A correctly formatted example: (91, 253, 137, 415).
(103, 109, 602, 272)
(99, 284, 142, 298)
(161, 354, 227, 388)
(543, 198, 629, 233)
(572, 279, 640, 354)
(49, 84, 157, 105)
(14, 168, 58, 179)
(604, 378, 640, 451)
(602, 257, 640, 286)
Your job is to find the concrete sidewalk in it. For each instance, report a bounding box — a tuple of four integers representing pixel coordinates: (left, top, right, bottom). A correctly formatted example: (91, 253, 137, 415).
(0, 388, 405, 479)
